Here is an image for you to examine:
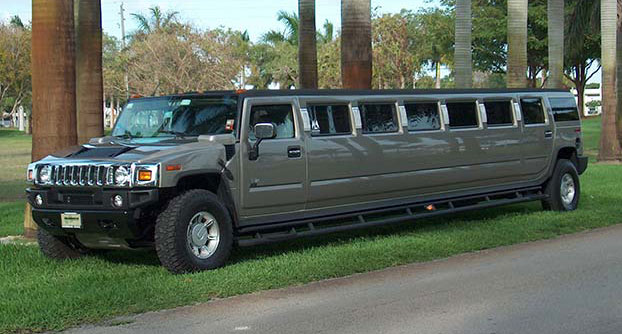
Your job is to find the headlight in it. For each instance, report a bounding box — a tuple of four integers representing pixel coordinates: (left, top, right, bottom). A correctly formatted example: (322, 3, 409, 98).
(114, 166, 131, 186)
(38, 165, 52, 184)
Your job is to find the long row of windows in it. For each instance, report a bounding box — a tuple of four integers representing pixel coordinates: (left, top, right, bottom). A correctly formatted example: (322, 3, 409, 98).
(249, 97, 579, 139)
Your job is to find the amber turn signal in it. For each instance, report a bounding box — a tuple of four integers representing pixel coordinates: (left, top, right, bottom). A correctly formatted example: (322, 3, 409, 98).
(165, 164, 182, 171)
(138, 170, 152, 181)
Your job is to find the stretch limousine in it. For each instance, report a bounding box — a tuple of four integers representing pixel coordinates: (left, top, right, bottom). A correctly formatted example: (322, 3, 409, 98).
(27, 88, 587, 273)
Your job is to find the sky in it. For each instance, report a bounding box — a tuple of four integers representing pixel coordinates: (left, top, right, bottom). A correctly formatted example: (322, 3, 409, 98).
(0, 0, 600, 84)
(0, 0, 436, 42)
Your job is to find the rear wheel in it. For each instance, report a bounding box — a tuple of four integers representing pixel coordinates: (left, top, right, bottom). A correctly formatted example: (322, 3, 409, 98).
(37, 228, 87, 260)
(542, 159, 580, 211)
(155, 189, 233, 274)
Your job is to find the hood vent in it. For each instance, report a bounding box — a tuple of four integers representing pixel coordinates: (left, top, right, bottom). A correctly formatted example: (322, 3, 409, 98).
(70, 146, 134, 158)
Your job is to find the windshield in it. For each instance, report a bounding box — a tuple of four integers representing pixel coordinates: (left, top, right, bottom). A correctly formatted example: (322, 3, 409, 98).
(112, 96, 238, 138)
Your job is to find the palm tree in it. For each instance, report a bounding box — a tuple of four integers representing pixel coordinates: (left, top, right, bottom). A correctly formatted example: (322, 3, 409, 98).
(29, 0, 77, 237)
(507, 0, 528, 88)
(599, 0, 622, 160)
(547, 0, 564, 88)
(298, 0, 318, 89)
(454, 0, 472, 88)
(131, 6, 179, 35)
(75, 0, 104, 144)
(341, 0, 372, 89)
(318, 20, 334, 43)
(262, 11, 299, 45)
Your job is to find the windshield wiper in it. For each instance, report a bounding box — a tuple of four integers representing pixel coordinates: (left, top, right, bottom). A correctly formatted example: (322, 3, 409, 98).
(113, 132, 138, 139)
(157, 129, 187, 139)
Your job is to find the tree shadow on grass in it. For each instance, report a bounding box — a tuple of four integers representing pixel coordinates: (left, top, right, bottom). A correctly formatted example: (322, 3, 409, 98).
(91, 202, 542, 268)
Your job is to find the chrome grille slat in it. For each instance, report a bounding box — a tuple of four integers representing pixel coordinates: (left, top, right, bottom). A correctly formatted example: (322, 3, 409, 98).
(36, 163, 132, 187)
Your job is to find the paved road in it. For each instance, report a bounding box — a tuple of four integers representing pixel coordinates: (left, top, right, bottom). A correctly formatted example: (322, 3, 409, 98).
(67, 225, 622, 334)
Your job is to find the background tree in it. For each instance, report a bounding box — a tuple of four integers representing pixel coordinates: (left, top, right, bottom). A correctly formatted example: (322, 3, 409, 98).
(75, 0, 104, 143)
(341, 0, 372, 89)
(547, 0, 564, 88)
(0, 18, 31, 123)
(405, 7, 453, 88)
(565, 0, 601, 117)
(131, 6, 179, 37)
(372, 14, 417, 88)
(298, 0, 318, 89)
(507, 0, 528, 87)
(454, 0, 472, 88)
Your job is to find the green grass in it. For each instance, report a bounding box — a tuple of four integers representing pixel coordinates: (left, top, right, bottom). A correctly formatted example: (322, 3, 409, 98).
(581, 116, 601, 161)
(0, 128, 31, 202)
(0, 202, 24, 237)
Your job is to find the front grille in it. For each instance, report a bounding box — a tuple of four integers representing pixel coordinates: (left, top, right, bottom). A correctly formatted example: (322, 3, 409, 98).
(38, 163, 131, 187)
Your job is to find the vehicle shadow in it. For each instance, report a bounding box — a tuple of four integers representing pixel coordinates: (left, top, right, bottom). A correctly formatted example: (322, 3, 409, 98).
(91, 202, 542, 268)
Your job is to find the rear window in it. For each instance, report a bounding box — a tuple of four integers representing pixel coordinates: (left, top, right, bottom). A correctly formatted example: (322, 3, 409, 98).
(360, 103, 399, 133)
(446, 102, 479, 128)
(520, 98, 546, 125)
(484, 101, 514, 126)
(549, 97, 580, 122)
(404, 103, 441, 131)
(308, 104, 351, 136)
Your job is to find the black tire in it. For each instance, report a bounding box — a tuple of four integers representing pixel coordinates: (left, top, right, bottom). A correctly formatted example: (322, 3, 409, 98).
(37, 228, 87, 260)
(542, 159, 580, 211)
(155, 189, 233, 274)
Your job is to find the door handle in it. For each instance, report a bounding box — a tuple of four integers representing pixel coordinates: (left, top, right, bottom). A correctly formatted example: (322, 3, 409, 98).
(287, 146, 302, 158)
(544, 130, 553, 139)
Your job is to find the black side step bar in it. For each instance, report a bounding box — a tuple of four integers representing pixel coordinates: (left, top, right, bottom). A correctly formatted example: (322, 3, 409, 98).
(235, 187, 546, 247)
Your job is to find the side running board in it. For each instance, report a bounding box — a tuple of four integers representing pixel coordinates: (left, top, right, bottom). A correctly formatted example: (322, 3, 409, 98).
(235, 187, 545, 247)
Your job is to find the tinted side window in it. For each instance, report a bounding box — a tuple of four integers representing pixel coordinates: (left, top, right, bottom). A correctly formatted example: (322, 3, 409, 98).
(549, 97, 580, 122)
(484, 101, 513, 126)
(446, 102, 478, 128)
(309, 104, 351, 136)
(360, 103, 399, 133)
(249, 104, 294, 139)
(404, 103, 441, 131)
(520, 98, 546, 124)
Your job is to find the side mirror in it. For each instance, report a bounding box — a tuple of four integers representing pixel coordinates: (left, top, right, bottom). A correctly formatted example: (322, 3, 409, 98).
(249, 123, 276, 160)
(254, 123, 276, 140)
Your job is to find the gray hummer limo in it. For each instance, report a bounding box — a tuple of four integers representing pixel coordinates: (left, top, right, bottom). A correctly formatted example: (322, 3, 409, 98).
(27, 89, 588, 273)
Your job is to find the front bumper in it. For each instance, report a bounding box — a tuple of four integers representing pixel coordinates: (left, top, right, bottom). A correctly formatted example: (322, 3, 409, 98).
(577, 156, 588, 175)
(27, 187, 160, 249)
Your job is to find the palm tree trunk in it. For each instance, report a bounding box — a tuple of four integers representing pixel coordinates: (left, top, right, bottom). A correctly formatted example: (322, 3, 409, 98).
(454, 0, 472, 88)
(341, 0, 372, 89)
(75, 0, 104, 144)
(435, 62, 441, 88)
(616, 0, 622, 150)
(29, 0, 77, 237)
(298, 0, 318, 89)
(599, 0, 622, 161)
(507, 0, 528, 88)
(547, 0, 564, 88)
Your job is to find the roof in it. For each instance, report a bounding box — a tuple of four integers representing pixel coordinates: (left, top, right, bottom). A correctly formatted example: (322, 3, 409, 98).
(130, 88, 570, 101)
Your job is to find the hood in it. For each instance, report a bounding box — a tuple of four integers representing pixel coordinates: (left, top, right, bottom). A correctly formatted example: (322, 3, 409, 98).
(42, 134, 235, 164)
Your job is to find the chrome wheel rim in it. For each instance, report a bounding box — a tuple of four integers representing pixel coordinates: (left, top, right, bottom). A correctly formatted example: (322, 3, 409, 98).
(560, 173, 576, 207)
(186, 211, 220, 259)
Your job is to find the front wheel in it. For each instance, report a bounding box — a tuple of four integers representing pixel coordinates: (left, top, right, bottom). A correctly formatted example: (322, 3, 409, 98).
(155, 189, 233, 274)
(542, 159, 580, 211)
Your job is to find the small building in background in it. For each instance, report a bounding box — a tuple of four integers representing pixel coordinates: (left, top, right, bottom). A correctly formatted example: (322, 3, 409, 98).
(571, 86, 602, 117)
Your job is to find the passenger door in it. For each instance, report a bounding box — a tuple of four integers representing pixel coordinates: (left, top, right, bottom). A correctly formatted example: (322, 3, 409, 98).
(518, 96, 554, 177)
(239, 98, 307, 218)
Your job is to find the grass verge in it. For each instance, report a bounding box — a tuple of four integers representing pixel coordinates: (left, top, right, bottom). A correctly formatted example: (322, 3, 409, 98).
(0, 164, 621, 333)
(0, 202, 24, 237)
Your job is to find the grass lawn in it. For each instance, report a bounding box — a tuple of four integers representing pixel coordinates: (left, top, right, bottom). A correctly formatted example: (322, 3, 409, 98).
(0, 128, 31, 203)
(0, 116, 619, 333)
